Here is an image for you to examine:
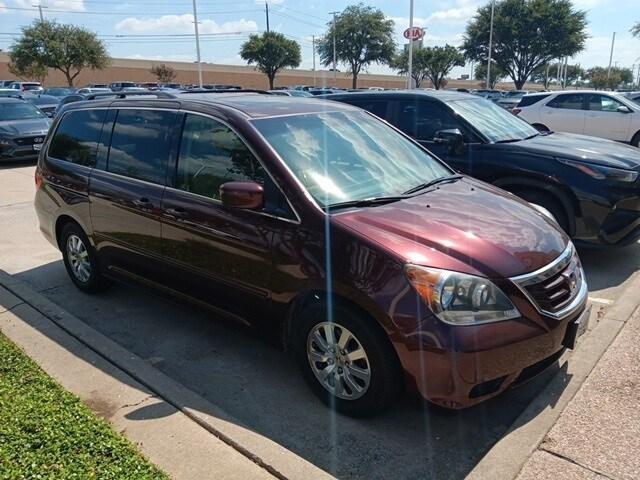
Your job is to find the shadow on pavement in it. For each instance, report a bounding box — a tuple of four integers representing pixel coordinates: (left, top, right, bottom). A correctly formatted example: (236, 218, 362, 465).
(578, 241, 640, 293)
(10, 260, 570, 480)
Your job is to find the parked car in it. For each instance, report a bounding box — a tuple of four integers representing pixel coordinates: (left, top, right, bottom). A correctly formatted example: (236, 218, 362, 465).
(496, 90, 529, 110)
(24, 94, 60, 117)
(0, 80, 17, 87)
(85, 84, 110, 88)
(77, 87, 112, 95)
(0, 97, 51, 162)
(620, 91, 640, 106)
(138, 82, 159, 90)
(35, 93, 589, 415)
(322, 90, 640, 246)
(8, 81, 43, 93)
(109, 81, 137, 91)
(473, 89, 504, 102)
(43, 87, 77, 98)
(0, 89, 21, 98)
(268, 89, 313, 97)
(515, 90, 640, 147)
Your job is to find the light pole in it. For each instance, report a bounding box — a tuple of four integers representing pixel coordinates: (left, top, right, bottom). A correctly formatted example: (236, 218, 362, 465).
(486, 0, 495, 90)
(192, 0, 203, 88)
(330, 11, 339, 86)
(607, 32, 616, 82)
(32, 3, 46, 21)
(312, 35, 316, 86)
(407, 0, 414, 89)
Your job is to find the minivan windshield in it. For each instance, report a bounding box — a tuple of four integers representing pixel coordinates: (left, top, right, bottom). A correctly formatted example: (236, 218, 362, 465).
(450, 98, 539, 143)
(252, 110, 451, 207)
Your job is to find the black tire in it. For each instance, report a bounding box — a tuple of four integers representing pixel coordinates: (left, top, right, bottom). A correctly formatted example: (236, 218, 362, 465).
(631, 131, 640, 148)
(60, 222, 111, 293)
(532, 123, 549, 132)
(293, 300, 402, 417)
(515, 189, 570, 233)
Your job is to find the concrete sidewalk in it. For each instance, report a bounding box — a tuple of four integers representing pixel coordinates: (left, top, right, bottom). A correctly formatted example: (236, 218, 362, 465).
(517, 306, 640, 480)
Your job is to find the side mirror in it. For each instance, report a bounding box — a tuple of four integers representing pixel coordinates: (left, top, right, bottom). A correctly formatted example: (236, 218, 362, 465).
(617, 105, 632, 114)
(220, 181, 264, 209)
(434, 129, 464, 149)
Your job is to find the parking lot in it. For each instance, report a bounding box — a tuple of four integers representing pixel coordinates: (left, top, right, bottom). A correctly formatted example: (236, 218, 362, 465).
(1, 162, 639, 480)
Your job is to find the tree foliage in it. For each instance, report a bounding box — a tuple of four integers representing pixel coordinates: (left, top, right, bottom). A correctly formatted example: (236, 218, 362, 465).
(531, 62, 584, 87)
(9, 20, 109, 87)
(392, 46, 464, 89)
(240, 31, 301, 89)
(150, 64, 177, 83)
(474, 62, 507, 88)
(631, 22, 640, 38)
(587, 66, 633, 90)
(317, 4, 395, 88)
(462, 0, 588, 89)
(8, 62, 47, 84)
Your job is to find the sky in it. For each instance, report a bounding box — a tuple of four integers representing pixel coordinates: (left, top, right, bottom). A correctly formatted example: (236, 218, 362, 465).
(0, 0, 639, 81)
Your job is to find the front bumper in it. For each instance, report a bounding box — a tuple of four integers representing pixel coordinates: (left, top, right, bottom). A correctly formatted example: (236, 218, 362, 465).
(0, 139, 43, 162)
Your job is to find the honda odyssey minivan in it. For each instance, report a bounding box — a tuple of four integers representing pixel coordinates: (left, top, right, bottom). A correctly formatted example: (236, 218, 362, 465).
(35, 92, 589, 415)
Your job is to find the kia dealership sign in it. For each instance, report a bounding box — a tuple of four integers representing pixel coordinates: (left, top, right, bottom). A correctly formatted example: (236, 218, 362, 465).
(403, 27, 424, 41)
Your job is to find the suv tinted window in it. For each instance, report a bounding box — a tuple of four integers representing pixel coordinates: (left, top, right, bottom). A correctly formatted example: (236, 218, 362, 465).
(395, 100, 461, 141)
(107, 109, 175, 184)
(343, 99, 389, 119)
(176, 114, 266, 200)
(587, 94, 625, 112)
(49, 109, 106, 166)
(518, 93, 551, 107)
(547, 94, 585, 110)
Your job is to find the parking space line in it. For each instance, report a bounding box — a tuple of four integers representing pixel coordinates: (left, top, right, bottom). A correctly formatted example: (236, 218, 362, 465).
(588, 297, 614, 305)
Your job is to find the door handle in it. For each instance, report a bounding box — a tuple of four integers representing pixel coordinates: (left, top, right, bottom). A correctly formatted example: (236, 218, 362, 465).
(165, 207, 188, 217)
(132, 197, 151, 207)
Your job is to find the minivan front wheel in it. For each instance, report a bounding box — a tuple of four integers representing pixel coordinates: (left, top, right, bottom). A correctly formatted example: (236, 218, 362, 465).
(61, 223, 110, 293)
(294, 301, 402, 416)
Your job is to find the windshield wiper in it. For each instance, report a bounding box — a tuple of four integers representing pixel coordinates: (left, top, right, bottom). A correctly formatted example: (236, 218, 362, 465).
(402, 174, 463, 195)
(327, 195, 409, 211)
(494, 138, 523, 144)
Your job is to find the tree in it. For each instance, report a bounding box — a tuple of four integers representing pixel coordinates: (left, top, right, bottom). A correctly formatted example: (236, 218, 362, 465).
(532, 62, 584, 87)
(586, 66, 633, 90)
(474, 62, 506, 88)
(391, 48, 429, 88)
(392, 46, 464, 89)
(462, 0, 588, 89)
(317, 4, 395, 88)
(240, 32, 301, 89)
(151, 64, 177, 84)
(9, 20, 109, 87)
(8, 61, 47, 85)
(632, 22, 640, 38)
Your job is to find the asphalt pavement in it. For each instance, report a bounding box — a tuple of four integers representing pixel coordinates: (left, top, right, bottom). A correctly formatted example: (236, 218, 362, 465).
(1, 163, 638, 479)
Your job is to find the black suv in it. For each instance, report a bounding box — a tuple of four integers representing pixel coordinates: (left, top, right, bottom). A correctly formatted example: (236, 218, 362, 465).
(323, 91, 640, 247)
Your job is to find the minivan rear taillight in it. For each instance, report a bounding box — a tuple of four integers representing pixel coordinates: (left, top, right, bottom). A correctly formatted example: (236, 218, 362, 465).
(512, 108, 521, 116)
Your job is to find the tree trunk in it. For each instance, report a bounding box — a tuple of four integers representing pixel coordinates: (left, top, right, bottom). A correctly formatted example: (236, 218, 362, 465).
(268, 74, 274, 90)
(514, 78, 525, 90)
(352, 73, 357, 89)
(64, 70, 74, 87)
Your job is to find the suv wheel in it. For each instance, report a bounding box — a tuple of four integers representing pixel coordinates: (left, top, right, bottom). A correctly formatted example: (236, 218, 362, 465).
(631, 131, 640, 148)
(294, 301, 402, 416)
(60, 223, 110, 293)
(516, 190, 569, 233)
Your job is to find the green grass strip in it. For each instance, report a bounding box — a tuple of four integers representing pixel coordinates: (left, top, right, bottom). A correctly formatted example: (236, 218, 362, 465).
(0, 332, 168, 479)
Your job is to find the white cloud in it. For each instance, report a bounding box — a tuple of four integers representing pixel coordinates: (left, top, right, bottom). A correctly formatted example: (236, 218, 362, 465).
(574, 33, 640, 69)
(115, 15, 258, 35)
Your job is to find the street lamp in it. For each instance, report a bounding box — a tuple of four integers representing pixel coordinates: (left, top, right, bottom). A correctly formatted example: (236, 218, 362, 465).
(486, 0, 495, 90)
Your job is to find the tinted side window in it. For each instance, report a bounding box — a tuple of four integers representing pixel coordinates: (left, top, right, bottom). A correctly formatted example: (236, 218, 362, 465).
(546, 94, 585, 110)
(107, 109, 175, 184)
(176, 114, 266, 200)
(395, 100, 461, 141)
(587, 94, 625, 112)
(346, 99, 389, 119)
(49, 109, 106, 166)
(518, 94, 551, 107)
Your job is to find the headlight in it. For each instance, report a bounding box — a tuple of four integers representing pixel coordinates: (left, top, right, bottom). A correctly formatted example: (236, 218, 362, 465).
(404, 265, 521, 325)
(558, 158, 638, 183)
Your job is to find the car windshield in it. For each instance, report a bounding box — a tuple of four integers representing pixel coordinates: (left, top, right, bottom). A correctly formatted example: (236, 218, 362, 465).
(27, 95, 59, 105)
(252, 110, 451, 207)
(0, 101, 46, 121)
(450, 98, 539, 142)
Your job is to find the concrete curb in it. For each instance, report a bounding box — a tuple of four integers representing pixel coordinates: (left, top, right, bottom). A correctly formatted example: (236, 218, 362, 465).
(0, 269, 334, 480)
(466, 271, 640, 480)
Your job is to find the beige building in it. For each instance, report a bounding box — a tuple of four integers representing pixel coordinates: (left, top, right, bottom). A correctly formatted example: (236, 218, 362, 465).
(0, 52, 543, 91)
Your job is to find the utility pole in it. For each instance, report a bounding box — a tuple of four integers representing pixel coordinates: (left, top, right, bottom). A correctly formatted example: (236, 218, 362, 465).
(486, 0, 495, 90)
(192, 0, 203, 88)
(32, 3, 46, 21)
(407, 0, 414, 89)
(556, 60, 561, 88)
(607, 32, 616, 81)
(265, 2, 270, 33)
(312, 35, 316, 86)
(563, 56, 569, 88)
(330, 11, 339, 86)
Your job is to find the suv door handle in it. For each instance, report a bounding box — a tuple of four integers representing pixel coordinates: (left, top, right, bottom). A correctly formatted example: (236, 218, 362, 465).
(165, 207, 188, 217)
(132, 197, 151, 207)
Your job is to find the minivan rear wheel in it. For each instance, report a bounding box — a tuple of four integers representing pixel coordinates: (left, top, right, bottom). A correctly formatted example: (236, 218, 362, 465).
(60, 223, 110, 293)
(294, 301, 402, 416)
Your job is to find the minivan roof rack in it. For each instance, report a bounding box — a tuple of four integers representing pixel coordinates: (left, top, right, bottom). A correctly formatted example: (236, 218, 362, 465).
(179, 89, 271, 95)
(84, 91, 177, 100)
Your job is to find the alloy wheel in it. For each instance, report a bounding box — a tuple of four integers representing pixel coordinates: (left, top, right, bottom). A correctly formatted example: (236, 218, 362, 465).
(307, 321, 371, 400)
(66, 234, 91, 283)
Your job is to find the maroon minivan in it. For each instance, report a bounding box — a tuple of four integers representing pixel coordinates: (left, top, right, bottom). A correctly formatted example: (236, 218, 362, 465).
(34, 92, 589, 415)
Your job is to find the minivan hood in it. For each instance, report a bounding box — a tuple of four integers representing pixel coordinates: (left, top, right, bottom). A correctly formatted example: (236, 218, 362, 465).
(0, 118, 50, 137)
(332, 178, 568, 279)
(515, 132, 640, 170)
